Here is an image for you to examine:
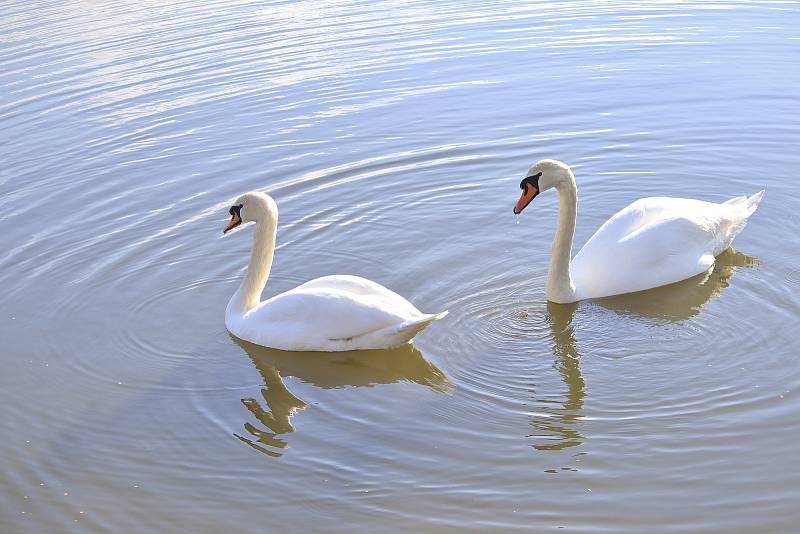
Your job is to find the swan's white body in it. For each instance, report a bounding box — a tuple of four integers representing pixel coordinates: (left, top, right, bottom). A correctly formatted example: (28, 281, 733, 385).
(224, 192, 446, 351)
(517, 160, 764, 303)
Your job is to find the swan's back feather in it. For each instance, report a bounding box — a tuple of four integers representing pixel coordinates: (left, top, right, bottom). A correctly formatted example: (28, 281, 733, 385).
(292, 275, 421, 317)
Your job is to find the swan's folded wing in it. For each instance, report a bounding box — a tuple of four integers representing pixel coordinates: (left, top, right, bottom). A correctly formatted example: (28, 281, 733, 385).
(571, 213, 720, 300)
(332, 311, 448, 347)
(241, 284, 420, 349)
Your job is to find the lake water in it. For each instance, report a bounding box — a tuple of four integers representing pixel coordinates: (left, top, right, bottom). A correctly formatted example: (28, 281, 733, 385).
(2, 1, 799, 531)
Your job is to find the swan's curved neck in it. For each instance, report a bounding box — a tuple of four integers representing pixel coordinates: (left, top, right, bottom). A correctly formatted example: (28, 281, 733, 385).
(228, 217, 277, 315)
(546, 173, 578, 304)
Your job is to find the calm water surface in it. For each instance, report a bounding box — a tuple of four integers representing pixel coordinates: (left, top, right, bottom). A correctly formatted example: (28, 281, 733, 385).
(2, 1, 799, 532)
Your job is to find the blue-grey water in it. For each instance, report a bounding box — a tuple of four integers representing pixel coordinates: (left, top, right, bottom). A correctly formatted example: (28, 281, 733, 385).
(2, 1, 799, 532)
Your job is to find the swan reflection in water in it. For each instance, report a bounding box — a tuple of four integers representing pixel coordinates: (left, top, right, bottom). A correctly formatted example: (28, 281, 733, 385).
(530, 301, 585, 452)
(594, 248, 759, 321)
(529, 248, 758, 452)
(230, 335, 451, 457)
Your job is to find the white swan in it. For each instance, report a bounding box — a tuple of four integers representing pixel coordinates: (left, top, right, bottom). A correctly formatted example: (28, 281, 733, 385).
(513, 160, 764, 304)
(223, 191, 447, 351)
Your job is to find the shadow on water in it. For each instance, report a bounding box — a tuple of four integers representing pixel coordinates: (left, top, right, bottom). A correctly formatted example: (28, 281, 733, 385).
(230, 335, 451, 457)
(528, 248, 758, 453)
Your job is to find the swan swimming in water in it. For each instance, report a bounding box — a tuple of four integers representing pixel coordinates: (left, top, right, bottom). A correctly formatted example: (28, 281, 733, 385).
(223, 191, 447, 351)
(513, 159, 764, 304)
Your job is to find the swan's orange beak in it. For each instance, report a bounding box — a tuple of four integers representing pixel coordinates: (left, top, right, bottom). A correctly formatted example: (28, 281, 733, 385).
(514, 185, 538, 215)
(224, 205, 242, 234)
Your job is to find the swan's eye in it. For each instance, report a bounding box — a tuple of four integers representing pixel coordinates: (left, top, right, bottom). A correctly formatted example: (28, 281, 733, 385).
(229, 204, 243, 216)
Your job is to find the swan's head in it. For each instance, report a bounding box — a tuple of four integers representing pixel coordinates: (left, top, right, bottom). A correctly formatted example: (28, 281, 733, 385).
(223, 191, 278, 234)
(513, 159, 573, 215)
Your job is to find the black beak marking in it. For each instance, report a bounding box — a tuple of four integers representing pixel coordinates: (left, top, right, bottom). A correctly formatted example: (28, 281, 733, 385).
(519, 171, 542, 191)
(224, 204, 244, 234)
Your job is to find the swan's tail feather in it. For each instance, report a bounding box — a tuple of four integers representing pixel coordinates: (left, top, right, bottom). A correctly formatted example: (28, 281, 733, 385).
(328, 311, 447, 350)
(720, 190, 764, 251)
(724, 189, 764, 218)
(382, 311, 448, 347)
